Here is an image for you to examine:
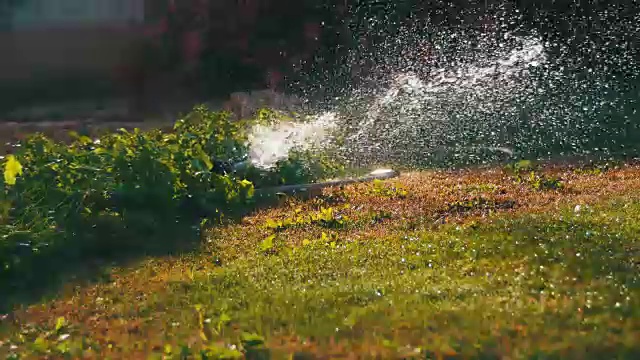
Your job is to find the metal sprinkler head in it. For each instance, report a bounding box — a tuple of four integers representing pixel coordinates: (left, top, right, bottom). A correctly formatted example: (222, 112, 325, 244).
(368, 168, 399, 179)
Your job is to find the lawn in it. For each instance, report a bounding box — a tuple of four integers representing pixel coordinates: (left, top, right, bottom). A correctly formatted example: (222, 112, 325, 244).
(1, 161, 639, 359)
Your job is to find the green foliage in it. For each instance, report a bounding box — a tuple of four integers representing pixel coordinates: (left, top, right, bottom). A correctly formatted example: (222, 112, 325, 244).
(505, 160, 564, 191)
(444, 197, 516, 214)
(240, 147, 345, 189)
(0, 315, 89, 359)
(367, 179, 408, 198)
(504, 159, 536, 173)
(0, 106, 340, 296)
(3, 155, 22, 186)
(260, 235, 277, 253)
(367, 210, 393, 224)
(199, 344, 244, 360)
(263, 205, 352, 233)
(572, 160, 623, 176)
(515, 171, 565, 191)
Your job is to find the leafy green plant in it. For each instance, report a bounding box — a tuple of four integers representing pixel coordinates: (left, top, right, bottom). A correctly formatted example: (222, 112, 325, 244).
(504, 160, 564, 191)
(241, 147, 345, 188)
(515, 171, 565, 191)
(0, 105, 342, 304)
(263, 206, 352, 233)
(504, 159, 536, 174)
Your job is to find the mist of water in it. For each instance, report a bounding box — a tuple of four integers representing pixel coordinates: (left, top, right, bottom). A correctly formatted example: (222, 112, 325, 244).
(246, 5, 640, 170)
(246, 112, 338, 169)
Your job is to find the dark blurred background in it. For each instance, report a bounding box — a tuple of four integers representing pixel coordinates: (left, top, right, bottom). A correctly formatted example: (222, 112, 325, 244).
(0, 0, 637, 121)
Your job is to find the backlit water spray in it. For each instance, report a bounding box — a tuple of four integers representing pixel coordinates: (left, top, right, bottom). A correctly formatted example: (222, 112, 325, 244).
(245, 111, 338, 169)
(245, 5, 640, 170)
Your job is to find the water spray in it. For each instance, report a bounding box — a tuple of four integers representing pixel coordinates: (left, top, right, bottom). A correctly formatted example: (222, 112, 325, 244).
(240, 4, 640, 183)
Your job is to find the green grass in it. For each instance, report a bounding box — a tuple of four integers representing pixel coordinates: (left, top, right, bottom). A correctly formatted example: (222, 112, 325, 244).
(1, 165, 640, 359)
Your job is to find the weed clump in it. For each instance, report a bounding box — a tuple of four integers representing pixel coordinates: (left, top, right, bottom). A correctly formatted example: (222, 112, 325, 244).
(571, 159, 623, 176)
(264, 206, 352, 232)
(505, 160, 565, 191)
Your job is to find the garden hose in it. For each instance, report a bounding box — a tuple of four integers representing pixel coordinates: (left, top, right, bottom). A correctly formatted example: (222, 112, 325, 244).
(254, 168, 400, 199)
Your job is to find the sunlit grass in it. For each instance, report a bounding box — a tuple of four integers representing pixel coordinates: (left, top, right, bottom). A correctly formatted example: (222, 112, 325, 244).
(1, 162, 639, 359)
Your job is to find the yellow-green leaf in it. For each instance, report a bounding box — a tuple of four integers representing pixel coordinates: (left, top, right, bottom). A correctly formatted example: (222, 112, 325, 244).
(265, 218, 279, 229)
(260, 235, 276, 252)
(239, 179, 255, 198)
(4, 155, 23, 185)
(33, 336, 48, 352)
(55, 316, 66, 332)
(219, 313, 231, 324)
(194, 144, 213, 171)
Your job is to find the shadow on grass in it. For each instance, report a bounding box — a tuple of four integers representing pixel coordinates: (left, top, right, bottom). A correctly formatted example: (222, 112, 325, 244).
(0, 221, 205, 314)
(0, 189, 314, 314)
